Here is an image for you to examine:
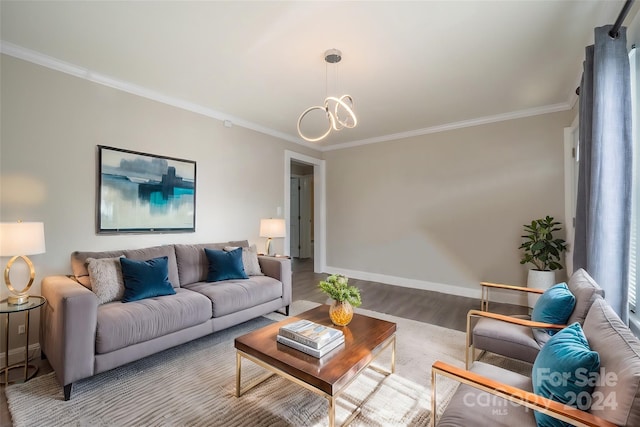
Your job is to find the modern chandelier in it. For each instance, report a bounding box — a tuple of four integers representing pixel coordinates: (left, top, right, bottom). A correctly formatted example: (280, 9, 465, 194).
(297, 49, 357, 143)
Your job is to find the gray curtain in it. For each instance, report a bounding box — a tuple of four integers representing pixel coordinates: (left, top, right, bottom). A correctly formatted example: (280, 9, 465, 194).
(574, 25, 633, 323)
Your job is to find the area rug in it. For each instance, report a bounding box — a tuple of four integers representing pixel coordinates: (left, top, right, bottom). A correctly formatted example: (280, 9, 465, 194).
(6, 300, 530, 426)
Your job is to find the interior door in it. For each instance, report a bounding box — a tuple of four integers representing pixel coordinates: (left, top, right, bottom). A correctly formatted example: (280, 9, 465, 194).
(298, 175, 312, 258)
(290, 177, 300, 258)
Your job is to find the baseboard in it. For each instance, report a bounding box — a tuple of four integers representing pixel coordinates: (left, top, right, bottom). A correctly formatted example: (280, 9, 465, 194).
(323, 266, 527, 307)
(0, 343, 41, 367)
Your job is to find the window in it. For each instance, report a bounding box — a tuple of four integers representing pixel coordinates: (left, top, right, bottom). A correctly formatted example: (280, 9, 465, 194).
(630, 45, 638, 314)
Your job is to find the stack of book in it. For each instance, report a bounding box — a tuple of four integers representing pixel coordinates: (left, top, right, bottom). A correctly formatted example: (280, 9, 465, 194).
(277, 319, 345, 358)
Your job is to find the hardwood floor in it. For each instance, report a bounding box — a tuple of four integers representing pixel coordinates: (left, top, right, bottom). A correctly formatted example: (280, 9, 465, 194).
(292, 257, 527, 332)
(0, 257, 526, 425)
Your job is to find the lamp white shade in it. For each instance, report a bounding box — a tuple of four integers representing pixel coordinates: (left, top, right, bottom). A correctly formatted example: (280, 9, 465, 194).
(0, 222, 46, 256)
(259, 218, 286, 238)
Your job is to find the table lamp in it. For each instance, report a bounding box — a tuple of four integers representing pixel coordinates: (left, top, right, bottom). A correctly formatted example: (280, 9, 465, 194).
(259, 218, 286, 255)
(0, 221, 46, 305)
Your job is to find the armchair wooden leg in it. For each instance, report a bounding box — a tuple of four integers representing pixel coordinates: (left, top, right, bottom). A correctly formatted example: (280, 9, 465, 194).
(466, 313, 473, 369)
(431, 367, 437, 427)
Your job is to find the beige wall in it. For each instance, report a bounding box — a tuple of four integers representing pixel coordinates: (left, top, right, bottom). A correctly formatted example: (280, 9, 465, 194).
(0, 55, 321, 355)
(0, 51, 578, 356)
(324, 110, 575, 298)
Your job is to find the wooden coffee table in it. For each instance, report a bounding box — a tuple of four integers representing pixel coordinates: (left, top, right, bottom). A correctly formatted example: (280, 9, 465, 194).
(235, 304, 397, 427)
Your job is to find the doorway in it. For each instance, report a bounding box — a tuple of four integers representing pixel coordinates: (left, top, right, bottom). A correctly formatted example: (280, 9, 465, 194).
(284, 150, 325, 273)
(290, 165, 313, 259)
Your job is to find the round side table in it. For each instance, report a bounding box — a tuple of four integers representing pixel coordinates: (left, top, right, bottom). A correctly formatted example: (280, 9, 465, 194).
(0, 295, 46, 384)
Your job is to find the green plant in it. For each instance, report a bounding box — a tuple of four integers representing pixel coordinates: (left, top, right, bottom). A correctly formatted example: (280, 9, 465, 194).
(519, 216, 568, 271)
(318, 274, 362, 307)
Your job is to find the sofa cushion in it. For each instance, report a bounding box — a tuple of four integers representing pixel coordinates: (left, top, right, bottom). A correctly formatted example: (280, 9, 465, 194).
(86, 256, 125, 304)
(205, 248, 248, 282)
(95, 288, 212, 354)
(531, 282, 576, 346)
(183, 276, 282, 318)
(566, 268, 604, 325)
(174, 241, 248, 286)
(71, 244, 180, 289)
(532, 322, 600, 427)
(123, 245, 180, 288)
(583, 297, 640, 426)
(437, 361, 536, 427)
(120, 256, 176, 303)
(71, 249, 125, 288)
(225, 245, 264, 276)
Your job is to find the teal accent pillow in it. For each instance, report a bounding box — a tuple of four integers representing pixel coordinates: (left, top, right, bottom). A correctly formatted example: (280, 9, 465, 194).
(205, 247, 248, 282)
(120, 256, 176, 303)
(532, 282, 576, 344)
(532, 322, 600, 427)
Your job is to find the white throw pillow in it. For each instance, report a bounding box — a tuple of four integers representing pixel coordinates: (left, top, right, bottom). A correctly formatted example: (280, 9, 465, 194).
(87, 256, 126, 304)
(224, 245, 264, 276)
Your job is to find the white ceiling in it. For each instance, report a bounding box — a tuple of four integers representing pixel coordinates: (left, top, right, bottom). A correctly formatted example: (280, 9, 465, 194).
(1, 1, 636, 149)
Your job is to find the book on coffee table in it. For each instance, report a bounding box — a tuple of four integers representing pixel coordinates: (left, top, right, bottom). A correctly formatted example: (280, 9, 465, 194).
(276, 334, 345, 358)
(278, 319, 344, 349)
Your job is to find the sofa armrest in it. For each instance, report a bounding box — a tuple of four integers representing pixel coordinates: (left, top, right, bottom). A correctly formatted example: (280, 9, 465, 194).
(258, 256, 292, 307)
(431, 361, 616, 427)
(480, 281, 544, 311)
(40, 275, 98, 387)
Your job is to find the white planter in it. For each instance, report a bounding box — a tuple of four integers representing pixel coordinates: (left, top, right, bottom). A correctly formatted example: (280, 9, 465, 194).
(527, 269, 556, 308)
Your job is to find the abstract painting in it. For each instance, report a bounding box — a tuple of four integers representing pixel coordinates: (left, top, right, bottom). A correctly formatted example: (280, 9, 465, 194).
(97, 145, 196, 233)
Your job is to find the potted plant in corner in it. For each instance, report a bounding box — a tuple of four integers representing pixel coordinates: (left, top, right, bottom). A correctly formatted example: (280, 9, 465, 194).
(319, 274, 362, 326)
(519, 216, 568, 306)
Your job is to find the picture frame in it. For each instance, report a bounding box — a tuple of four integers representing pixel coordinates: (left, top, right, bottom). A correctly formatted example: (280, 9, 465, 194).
(97, 145, 196, 234)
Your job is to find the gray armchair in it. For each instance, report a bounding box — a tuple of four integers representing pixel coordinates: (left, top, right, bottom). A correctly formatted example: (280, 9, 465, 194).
(434, 297, 640, 426)
(466, 268, 604, 368)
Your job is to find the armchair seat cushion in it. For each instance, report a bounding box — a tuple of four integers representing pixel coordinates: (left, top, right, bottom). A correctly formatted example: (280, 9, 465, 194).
(437, 361, 535, 427)
(473, 316, 540, 364)
(95, 288, 212, 354)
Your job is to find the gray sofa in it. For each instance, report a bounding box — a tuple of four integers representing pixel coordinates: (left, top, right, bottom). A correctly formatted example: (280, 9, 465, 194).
(40, 241, 292, 400)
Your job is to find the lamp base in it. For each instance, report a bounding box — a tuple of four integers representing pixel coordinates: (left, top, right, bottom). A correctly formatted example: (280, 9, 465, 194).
(7, 294, 29, 305)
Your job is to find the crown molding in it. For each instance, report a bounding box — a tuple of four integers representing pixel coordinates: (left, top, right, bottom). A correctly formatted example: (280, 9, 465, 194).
(2, 40, 574, 153)
(321, 101, 572, 152)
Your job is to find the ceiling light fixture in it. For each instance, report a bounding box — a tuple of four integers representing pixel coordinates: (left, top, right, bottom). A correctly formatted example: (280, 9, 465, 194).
(297, 49, 357, 143)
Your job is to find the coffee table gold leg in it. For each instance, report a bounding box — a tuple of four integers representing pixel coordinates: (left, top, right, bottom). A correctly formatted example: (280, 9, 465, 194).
(236, 352, 241, 397)
(391, 335, 396, 373)
(328, 395, 335, 427)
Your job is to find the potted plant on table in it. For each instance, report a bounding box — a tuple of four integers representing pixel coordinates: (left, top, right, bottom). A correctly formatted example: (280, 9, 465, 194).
(319, 274, 362, 326)
(519, 216, 568, 303)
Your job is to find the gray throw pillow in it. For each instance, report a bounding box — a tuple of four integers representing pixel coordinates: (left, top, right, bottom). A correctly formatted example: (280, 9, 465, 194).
(87, 256, 126, 304)
(224, 245, 264, 276)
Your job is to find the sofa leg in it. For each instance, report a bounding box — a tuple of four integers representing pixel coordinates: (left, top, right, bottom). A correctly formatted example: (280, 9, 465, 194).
(64, 383, 72, 401)
(285, 305, 290, 316)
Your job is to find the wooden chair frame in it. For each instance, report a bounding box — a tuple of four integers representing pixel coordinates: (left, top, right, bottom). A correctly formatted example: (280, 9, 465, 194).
(467, 282, 565, 369)
(431, 360, 617, 427)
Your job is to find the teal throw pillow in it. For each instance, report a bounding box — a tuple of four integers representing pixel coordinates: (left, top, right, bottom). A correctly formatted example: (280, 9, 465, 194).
(531, 282, 576, 345)
(205, 247, 248, 282)
(532, 322, 600, 427)
(120, 256, 176, 303)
